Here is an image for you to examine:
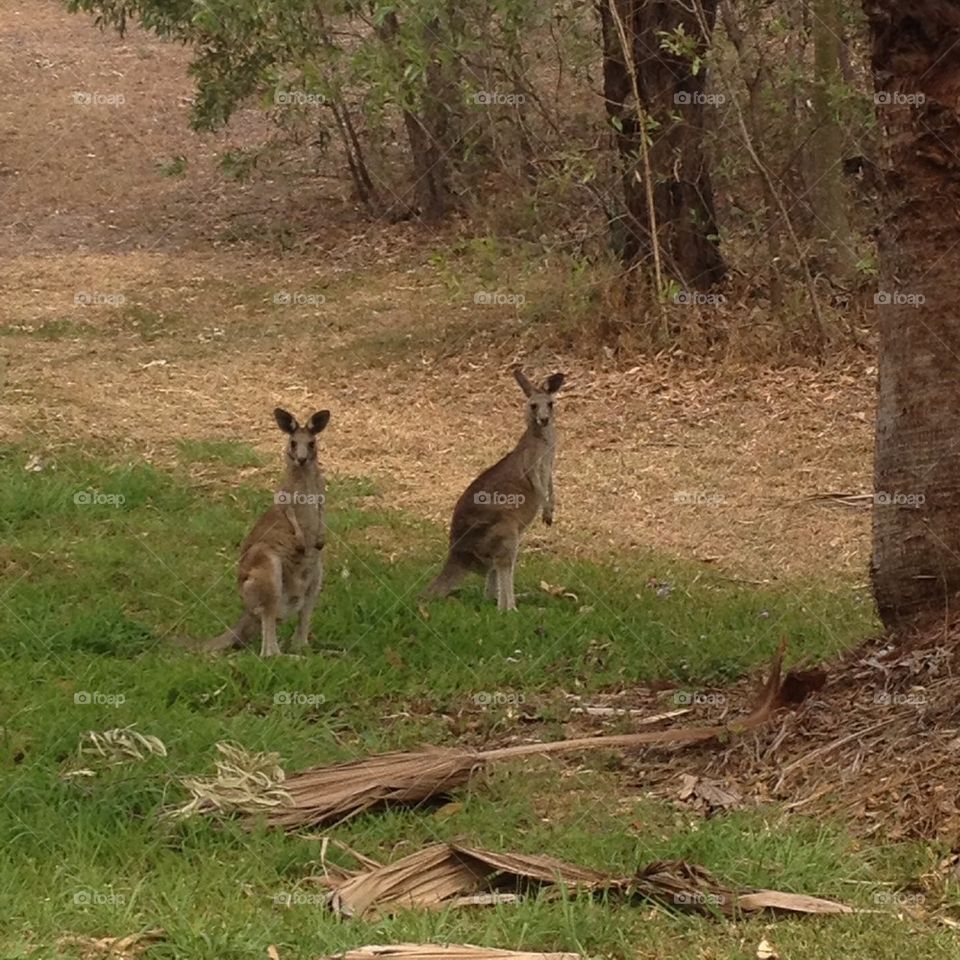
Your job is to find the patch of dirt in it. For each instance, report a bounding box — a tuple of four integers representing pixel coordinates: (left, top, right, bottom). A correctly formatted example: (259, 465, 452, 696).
(0, 0, 875, 583)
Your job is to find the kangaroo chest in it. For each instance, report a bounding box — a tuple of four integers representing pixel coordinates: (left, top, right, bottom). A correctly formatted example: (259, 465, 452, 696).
(296, 480, 324, 538)
(284, 472, 325, 551)
(525, 446, 554, 503)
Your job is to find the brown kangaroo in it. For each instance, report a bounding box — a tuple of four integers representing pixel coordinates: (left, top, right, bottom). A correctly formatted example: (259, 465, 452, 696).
(422, 368, 565, 610)
(204, 407, 329, 656)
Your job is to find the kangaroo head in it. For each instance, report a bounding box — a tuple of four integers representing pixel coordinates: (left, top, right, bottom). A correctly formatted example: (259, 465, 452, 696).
(274, 407, 330, 467)
(514, 369, 565, 432)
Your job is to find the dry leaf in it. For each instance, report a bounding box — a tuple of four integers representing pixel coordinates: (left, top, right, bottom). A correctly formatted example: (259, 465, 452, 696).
(538, 581, 579, 602)
(737, 890, 852, 915)
(56, 929, 165, 959)
(327, 945, 580, 960)
(676, 774, 742, 814)
(756, 938, 779, 960)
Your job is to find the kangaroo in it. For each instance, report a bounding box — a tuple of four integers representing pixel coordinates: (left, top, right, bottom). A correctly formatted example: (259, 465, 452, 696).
(204, 407, 330, 657)
(422, 368, 565, 611)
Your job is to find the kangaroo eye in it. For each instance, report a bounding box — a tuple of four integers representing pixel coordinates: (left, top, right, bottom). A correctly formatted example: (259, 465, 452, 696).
(308, 441, 315, 450)
(548, 401, 554, 409)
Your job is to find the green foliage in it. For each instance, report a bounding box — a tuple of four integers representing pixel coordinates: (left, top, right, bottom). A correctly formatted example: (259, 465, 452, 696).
(657, 24, 705, 75)
(156, 154, 188, 177)
(219, 148, 262, 181)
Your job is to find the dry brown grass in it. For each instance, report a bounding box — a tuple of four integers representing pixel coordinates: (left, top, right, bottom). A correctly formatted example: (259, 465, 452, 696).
(0, 0, 875, 583)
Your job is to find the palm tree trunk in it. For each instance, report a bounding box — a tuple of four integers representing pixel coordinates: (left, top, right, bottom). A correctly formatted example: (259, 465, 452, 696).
(865, 0, 960, 631)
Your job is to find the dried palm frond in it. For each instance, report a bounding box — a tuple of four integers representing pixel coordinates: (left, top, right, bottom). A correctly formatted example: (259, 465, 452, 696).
(165, 742, 292, 820)
(80, 726, 168, 763)
(322, 842, 614, 918)
(62, 726, 168, 779)
(268, 747, 480, 829)
(318, 843, 850, 919)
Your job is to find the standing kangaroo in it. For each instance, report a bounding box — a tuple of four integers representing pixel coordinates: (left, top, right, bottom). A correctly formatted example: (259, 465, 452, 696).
(422, 368, 565, 611)
(204, 408, 330, 657)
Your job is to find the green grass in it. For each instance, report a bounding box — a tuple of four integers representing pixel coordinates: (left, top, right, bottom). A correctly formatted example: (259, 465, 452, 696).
(174, 439, 265, 468)
(0, 317, 99, 340)
(3, 445, 955, 959)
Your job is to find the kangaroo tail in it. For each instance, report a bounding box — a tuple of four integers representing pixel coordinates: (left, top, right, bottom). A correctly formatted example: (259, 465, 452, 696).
(199, 611, 259, 652)
(421, 558, 469, 599)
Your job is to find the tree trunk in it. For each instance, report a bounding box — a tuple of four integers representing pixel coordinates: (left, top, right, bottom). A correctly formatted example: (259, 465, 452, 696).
(379, 12, 450, 220)
(401, 105, 448, 220)
(719, 0, 783, 308)
(865, 0, 960, 632)
(599, 0, 726, 290)
(811, 0, 854, 277)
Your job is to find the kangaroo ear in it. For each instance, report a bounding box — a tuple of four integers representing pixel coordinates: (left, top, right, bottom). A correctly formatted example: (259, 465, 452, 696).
(274, 408, 298, 434)
(307, 410, 331, 434)
(544, 372, 566, 394)
(513, 367, 534, 397)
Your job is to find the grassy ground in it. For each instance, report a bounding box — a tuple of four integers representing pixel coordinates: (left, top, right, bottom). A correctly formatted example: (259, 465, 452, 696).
(3, 443, 958, 959)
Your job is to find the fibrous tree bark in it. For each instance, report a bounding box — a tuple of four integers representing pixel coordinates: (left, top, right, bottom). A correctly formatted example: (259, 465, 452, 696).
(865, 0, 960, 631)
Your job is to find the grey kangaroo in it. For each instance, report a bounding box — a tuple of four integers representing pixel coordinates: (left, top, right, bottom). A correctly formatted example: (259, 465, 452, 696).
(422, 368, 565, 610)
(204, 407, 329, 656)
